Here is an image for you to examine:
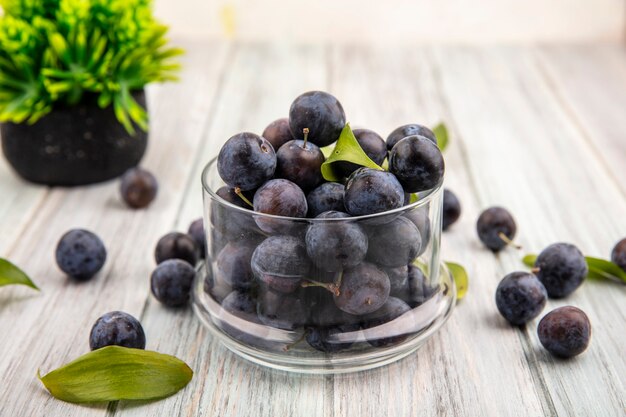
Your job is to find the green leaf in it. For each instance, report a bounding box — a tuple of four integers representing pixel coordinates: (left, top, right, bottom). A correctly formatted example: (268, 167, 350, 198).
(320, 123, 384, 182)
(585, 256, 626, 284)
(444, 261, 468, 300)
(0, 258, 39, 290)
(432, 122, 449, 151)
(521, 254, 537, 268)
(522, 253, 626, 284)
(38, 346, 193, 403)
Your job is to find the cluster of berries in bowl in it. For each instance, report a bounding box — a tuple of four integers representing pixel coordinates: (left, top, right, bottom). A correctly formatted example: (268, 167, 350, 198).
(200, 90, 452, 354)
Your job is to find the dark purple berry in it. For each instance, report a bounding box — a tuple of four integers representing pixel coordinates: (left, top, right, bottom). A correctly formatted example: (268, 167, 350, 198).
(257, 289, 308, 330)
(407, 264, 437, 307)
(495, 272, 547, 325)
(476, 206, 517, 252)
(187, 218, 205, 258)
(275, 138, 325, 191)
(306, 182, 345, 217)
(120, 167, 158, 209)
(442, 189, 461, 231)
(386, 124, 437, 151)
(289, 91, 346, 147)
(538, 306, 591, 358)
(334, 262, 390, 315)
(217, 132, 276, 191)
(384, 265, 409, 298)
(89, 311, 146, 351)
(262, 118, 293, 151)
(251, 235, 311, 293)
(366, 217, 421, 267)
(154, 232, 199, 266)
(610, 238, 626, 271)
(150, 259, 196, 307)
(389, 135, 445, 193)
(211, 186, 260, 241)
(404, 206, 431, 255)
(344, 168, 404, 216)
(305, 211, 368, 271)
(253, 179, 308, 234)
(361, 297, 411, 347)
(216, 241, 257, 289)
(535, 243, 587, 298)
(55, 229, 107, 281)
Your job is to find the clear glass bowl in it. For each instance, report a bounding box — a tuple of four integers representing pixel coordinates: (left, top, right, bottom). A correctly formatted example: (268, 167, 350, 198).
(192, 157, 455, 374)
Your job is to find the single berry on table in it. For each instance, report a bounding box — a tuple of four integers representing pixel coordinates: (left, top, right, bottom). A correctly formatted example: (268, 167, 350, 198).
(389, 135, 445, 193)
(217, 132, 276, 191)
(150, 259, 196, 307)
(89, 311, 146, 351)
(476, 206, 519, 252)
(187, 218, 205, 258)
(442, 188, 461, 231)
(534, 243, 588, 298)
(610, 237, 626, 271)
(305, 211, 368, 272)
(344, 168, 404, 216)
(251, 235, 312, 293)
(154, 232, 199, 266)
(366, 216, 421, 268)
(55, 229, 107, 281)
(495, 272, 547, 325)
(120, 167, 158, 209)
(262, 117, 293, 151)
(538, 306, 591, 358)
(289, 91, 346, 147)
(334, 128, 387, 178)
(386, 123, 437, 150)
(275, 129, 325, 191)
(333, 262, 390, 315)
(306, 182, 345, 217)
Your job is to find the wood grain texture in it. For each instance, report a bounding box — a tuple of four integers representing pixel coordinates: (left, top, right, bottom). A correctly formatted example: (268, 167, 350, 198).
(432, 46, 626, 416)
(0, 40, 230, 417)
(0, 43, 624, 417)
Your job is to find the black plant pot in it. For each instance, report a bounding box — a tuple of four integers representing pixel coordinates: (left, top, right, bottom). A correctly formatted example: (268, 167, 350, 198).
(1, 90, 148, 186)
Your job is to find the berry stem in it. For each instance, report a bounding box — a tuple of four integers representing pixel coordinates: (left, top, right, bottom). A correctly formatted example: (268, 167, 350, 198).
(531, 267, 541, 274)
(234, 187, 253, 208)
(282, 332, 307, 352)
(301, 278, 340, 296)
(498, 232, 522, 249)
(302, 127, 309, 148)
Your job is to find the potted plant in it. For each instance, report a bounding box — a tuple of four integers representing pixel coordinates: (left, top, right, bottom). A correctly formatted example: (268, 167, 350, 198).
(0, 0, 181, 185)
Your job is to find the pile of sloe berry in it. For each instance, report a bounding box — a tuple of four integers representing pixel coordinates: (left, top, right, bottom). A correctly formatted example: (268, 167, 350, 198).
(475, 206, 595, 358)
(203, 90, 446, 352)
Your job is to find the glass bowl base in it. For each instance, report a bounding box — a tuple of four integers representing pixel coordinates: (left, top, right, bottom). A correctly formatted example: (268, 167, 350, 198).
(192, 263, 456, 375)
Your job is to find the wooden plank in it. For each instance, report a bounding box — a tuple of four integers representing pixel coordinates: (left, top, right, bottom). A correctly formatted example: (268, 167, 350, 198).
(327, 45, 547, 417)
(533, 45, 626, 194)
(432, 46, 626, 417)
(0, 40, 230, 417)
(115, 43, 332, 417)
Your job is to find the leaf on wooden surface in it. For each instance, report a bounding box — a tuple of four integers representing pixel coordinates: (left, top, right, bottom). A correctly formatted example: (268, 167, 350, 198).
(444, 261, 468, 300)
(320, 123, 384, 181)
(522, 254, 626, 284)
(432, 122, 449, 151)
(38, 346, 193, 403)
(0, 258, 39, 290)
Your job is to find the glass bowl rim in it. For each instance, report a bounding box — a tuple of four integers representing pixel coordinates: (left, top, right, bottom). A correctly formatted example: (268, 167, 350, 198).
(201, 156, 442, 223)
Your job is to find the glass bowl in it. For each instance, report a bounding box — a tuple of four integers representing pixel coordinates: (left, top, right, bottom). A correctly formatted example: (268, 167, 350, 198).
(192, 157, 456, 374)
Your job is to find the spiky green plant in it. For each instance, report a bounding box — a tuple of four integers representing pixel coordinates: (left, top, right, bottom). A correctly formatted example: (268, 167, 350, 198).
(0, 0, 182, 134)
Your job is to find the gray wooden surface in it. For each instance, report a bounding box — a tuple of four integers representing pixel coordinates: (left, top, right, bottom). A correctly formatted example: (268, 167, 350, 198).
(0, 41, 624, 417)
